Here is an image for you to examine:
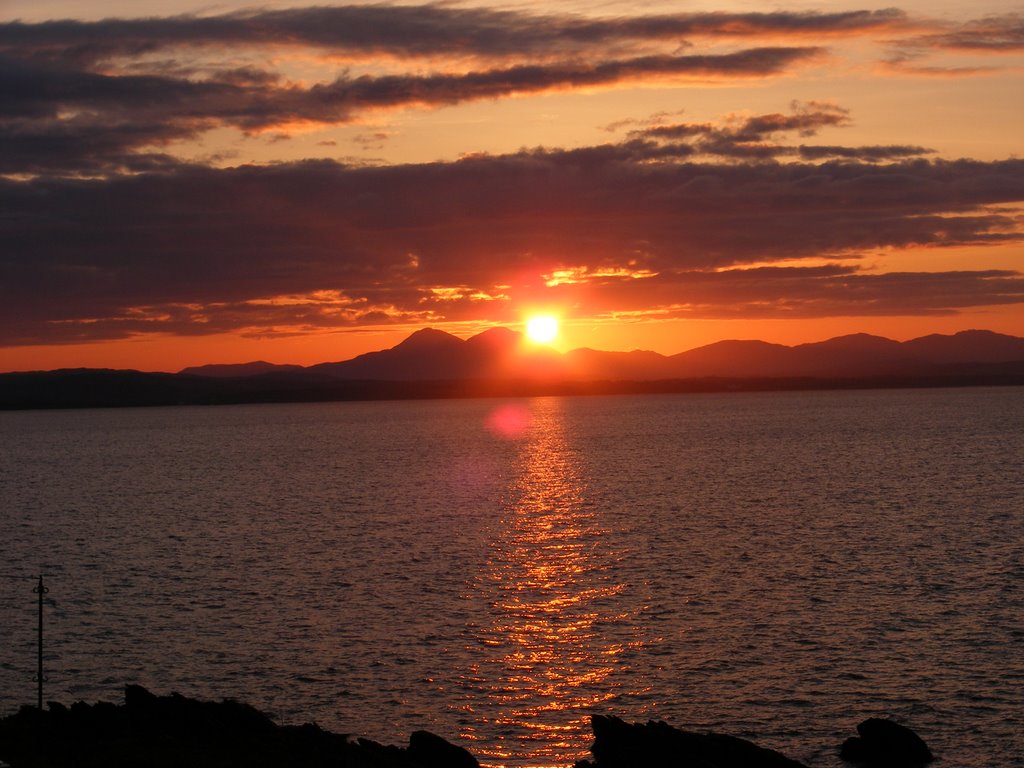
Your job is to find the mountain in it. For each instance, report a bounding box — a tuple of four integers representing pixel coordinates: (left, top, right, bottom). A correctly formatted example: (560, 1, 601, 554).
(789, 334, 910, 376)
(309, 326, 566, 381)
(4, 328, 1023, 409)
(668, 334, 914, 378)
(310, 328, 470, 380)
(171, 328, 1024, 384)
(666, 340, 794, 378)
(304, 327, 1024, 383)
(659, 331, 1024, 379)
(903, 329, 1024, 364)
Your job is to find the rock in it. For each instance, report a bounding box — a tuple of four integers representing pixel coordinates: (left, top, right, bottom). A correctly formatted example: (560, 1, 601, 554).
(576, 714, 808, 768)
(0, 690, 941, 768)
(839, 718, 934, 766)
(124, 683, 158, 708)
(0, 686, 476, 768)
(408, 729, 480, 768)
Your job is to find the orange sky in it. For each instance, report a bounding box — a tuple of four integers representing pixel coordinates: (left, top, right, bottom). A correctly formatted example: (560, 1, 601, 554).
(1, 1, 1022, 372)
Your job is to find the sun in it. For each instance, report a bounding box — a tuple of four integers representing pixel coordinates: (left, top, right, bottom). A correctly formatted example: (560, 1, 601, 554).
(525, 314, 559, 345)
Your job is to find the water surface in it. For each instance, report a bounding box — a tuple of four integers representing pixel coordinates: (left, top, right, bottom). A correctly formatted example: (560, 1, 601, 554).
(1, 388, 1022, 766)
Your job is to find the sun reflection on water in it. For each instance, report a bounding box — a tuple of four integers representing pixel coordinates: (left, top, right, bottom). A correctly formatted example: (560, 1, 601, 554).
(458, 398, 648, 767)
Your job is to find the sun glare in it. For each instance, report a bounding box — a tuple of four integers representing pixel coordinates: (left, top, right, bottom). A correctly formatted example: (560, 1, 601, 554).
(525, 315, 559, 345)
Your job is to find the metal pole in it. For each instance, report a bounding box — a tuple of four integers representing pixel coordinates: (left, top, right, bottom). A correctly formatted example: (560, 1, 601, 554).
(33, 574, 47, 710)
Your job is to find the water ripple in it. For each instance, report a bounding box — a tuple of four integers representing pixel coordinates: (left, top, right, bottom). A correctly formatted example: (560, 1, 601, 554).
(0, 389, 1022, 767)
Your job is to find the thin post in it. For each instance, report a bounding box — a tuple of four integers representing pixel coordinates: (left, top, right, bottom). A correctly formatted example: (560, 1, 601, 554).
(33, 575, 47, 710)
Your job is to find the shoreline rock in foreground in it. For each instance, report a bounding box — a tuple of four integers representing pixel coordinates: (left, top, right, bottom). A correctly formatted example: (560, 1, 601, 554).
(0, 687, 934, 768)
(575, 715, 809, 768)
(840, 717, 935, 767)
(577, 715, 935, 768)
(0, 685, 478, 768)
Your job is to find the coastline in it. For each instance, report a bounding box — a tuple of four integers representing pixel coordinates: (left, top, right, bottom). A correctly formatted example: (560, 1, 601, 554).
(2, 367, 1023, 411)
(0, 686, 934, 768)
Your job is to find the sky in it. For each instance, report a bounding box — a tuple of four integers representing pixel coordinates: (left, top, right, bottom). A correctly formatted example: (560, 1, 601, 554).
(1, 0, 1023, 371)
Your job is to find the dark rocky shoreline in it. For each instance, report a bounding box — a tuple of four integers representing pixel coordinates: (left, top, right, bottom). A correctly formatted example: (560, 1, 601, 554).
(0, 686, 934, 768)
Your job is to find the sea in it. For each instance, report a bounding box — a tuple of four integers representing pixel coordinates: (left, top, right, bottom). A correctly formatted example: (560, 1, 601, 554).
(1, 387, 1021, 767)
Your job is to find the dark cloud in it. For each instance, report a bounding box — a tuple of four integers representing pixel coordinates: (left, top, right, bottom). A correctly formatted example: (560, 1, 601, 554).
(634, 101, 847, 141)
(917, 14, 1024, 51)
(0, 6, 1008, 178)
(797, 144, 934, 161)
(626, 103, 933, 162)
(562, 266, 1024, 319)
(0, 7, 907, 65)
(0, 4, 909, 177)
(882, 14, 1024, 75)
(303, 47, 821, 118)
(2, 148, 1022, 345)
(0, 46, 820, 175)
(0, 5, 1020, 349)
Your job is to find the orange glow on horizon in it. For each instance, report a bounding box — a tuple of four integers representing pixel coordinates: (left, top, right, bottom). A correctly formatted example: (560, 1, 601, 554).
(4, 306, 1024, 374)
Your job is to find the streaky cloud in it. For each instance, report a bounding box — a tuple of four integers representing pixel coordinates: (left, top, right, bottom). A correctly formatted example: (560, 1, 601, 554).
(0, 47, 821, 176)
(624, 103, 933, 162)
(0, 6, 908, 63)
(917, 13, 1024, 51)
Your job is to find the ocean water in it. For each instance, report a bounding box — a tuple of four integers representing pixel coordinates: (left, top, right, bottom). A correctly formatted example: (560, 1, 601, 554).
(1, 388, 1021, 767)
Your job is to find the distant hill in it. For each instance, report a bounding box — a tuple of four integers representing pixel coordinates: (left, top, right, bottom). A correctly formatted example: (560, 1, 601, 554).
(664, 334, 920, 379)
(903, 329, 1024, 363)
(3, 328, 1023, 409)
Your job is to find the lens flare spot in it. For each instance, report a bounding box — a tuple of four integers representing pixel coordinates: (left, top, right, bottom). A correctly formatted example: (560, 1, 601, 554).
(487, 403, 531, 439)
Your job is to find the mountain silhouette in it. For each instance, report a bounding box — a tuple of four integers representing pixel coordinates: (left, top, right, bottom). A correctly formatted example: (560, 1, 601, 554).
(310, 327, 565, 381)
(903, 329, 1024, 363)
(656, 331, 1024, 379)
(666, 339, 794, 378)
(172, 330, 1024, 383)
(310, 328, 470, 380)
(296, 328, 1024, 383)
(3, 329, 1023, 409)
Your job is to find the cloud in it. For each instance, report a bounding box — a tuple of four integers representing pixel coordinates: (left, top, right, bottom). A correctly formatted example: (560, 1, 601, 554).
(0, 45, 821, 176)
(0, 7, 907, 64)
(0, 4, 915, 178)
(559, 266, 1024, 319)
(916, 14, 1024, 52)
(879, 51, 1003, 77)
(0, 6, 1020, 348)
(303, 46, 821, 118)
(624, 102, 932, 162)
(1, 6, 1011, 178)
(882, 14, 1024, 76)
(796, 144, 934, 161)
(2, 142, 1022, 344)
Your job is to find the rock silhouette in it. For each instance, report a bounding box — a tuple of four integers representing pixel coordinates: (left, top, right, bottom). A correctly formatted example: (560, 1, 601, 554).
(574, 714, 809, 768)
(839, 717, 934, 767)
(0, 685, 479, 768)
(0, 689, 939, 768)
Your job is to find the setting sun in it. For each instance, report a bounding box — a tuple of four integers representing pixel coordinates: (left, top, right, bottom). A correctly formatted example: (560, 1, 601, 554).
(525, 315, 559, 345)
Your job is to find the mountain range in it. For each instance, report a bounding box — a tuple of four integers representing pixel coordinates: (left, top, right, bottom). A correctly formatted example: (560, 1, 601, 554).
(4, 328, 1024, 410)
(181, 327, 1024, 381)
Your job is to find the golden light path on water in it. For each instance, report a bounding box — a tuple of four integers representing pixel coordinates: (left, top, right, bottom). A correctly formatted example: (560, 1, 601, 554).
(459, 399, 650, 768)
